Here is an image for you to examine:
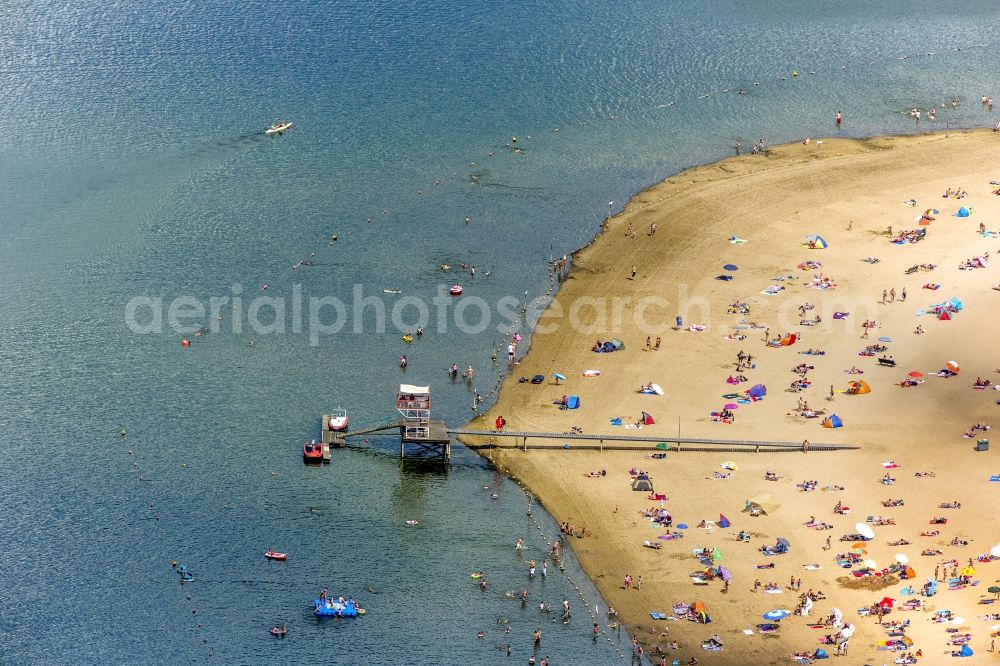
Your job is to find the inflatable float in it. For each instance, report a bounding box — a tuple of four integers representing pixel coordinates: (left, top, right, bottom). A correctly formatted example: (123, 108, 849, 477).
(449, 285, 463, 296)
(314, 598, 363, 618)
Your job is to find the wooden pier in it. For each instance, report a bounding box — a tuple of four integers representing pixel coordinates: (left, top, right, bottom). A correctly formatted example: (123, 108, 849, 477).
(317, 385, 855, 463)
(400, 420, 451, 460)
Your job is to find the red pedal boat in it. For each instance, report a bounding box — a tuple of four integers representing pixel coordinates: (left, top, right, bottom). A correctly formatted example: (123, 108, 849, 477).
(265, 551, 287, 561)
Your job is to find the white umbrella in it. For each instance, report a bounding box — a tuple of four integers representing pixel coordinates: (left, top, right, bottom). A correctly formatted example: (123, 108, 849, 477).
(650, 383, 664, 395)
(990, 545, 1000, 558)
(856, 523, 875, 540)
(864, 559, 878, 569)
(894, 553, 909, 565)
(951, 616, 965, 624)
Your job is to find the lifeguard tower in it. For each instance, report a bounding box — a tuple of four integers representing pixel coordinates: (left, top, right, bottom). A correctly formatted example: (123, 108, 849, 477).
(396, 384, 451, 459)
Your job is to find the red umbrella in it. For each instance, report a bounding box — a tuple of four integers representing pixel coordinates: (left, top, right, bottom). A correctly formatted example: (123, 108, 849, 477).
(907, 371, 923, 378)
(879, 597, 895, 608)
(724, 403, 739, 410)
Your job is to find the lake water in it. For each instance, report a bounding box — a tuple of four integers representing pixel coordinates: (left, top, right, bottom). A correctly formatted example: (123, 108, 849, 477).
(1, 0, 998, 662)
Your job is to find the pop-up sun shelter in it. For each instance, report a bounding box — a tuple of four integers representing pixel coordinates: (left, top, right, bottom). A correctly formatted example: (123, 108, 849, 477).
(846, 380, 871, 395)
(806, 234, 829, 249)
(743, 494, 779, 516)
(747, 384, 767, 399)
(631, 474, 653, 492)
(598, 338, 625, 352)
(822, 414, 843, 428)
(566, 395, 580, 409)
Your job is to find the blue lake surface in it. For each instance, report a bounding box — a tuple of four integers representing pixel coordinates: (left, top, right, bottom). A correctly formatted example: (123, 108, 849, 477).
(1, 1, 998, 662)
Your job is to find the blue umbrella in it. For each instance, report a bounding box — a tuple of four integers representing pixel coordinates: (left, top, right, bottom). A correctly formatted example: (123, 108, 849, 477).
(723, 264, 739, 271)
(762, 609, 790, 621)
(553, 372, 566, 381)
(676, 523, 689, 530)
(878, 336, 891, 342)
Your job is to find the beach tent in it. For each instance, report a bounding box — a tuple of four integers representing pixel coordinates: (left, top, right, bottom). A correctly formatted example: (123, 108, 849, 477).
(814, 648, 829, 659)
(957, 206, 971, 217)
(718, 514, 731, 528)
(822, 414, 843, 428)
(779, 333, 797, 346)
(598, 339, 624, 352)
(806, 234, 829, 249)
(939, 309, 952, 321)
(748, 384, 767, 399)
(641, 411, 655, 425)
(711, 547, 723, 562)
(743, 494, 779, 515)
(846, 380, 871, 395)
(631, 474, 653, 492)
(958, 644, 973, 657)
(566, 395, 580, 409)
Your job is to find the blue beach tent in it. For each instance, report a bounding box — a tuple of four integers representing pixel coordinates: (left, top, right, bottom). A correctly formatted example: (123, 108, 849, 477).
(566, 396, 580, 409)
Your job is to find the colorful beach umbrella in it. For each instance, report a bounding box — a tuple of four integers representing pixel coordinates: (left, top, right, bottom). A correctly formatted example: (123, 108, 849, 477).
(762, 609, 790, 621)
(724, 403, 739, 410)
(946, 360, 960, 374)
(960, 565, 976, 576)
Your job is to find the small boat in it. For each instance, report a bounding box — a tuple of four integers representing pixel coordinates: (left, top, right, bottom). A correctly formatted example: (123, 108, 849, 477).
(303, 439, 323, 463)
(327, 409, 348, 432)
(383, 288, 402, 294)
(180, 573, 195, 582)
(449, 285, 463, 296)
(266, 121, 293, 135)
(265, 551, 287, 561)
(405, 519, 419, 526)
(270, 626, 287, 637)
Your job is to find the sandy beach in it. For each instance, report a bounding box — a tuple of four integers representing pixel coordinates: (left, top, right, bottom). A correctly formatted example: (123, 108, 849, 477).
(469, 130, 1000, 664)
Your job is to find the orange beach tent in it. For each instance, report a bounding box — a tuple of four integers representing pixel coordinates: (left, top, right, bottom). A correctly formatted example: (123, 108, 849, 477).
(846, 380, 871, 395)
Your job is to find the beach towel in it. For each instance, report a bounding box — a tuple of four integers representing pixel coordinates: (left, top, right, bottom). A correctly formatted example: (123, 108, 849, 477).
(729, 237, 748, 244)
(610, 418, 622, 426)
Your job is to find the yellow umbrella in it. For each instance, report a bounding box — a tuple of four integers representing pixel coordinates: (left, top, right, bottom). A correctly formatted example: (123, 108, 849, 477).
(960, 566, 976, 576)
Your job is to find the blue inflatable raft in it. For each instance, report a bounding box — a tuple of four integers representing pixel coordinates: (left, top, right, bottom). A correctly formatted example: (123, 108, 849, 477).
(314, 598, 360, 618)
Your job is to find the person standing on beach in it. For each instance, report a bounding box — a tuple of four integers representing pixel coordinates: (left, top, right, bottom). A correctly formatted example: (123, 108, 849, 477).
(889, 288, 896, 303)
(635, 576, 642, 590)
(882, 289, 888, 304)
(901, 287, 907, 302)
(735, 140, 742, 156)
(630, 265, 637, 280)
(649, 222, 657, 236)
(835, 111, 843, 128)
